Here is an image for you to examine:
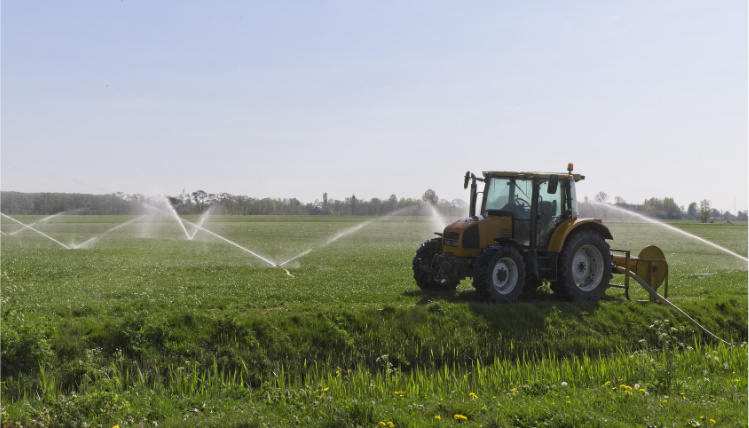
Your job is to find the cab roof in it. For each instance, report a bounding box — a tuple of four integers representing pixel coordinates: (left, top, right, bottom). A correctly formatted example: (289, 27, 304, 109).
(482, 171, 585, 182)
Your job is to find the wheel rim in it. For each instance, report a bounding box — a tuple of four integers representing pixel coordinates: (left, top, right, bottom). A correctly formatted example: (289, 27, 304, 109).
(571, 244, 604, 291)
(491, 257, 518, 294)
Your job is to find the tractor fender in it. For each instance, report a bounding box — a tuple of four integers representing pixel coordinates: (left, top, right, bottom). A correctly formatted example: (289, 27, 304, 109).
(547, 219, 613, 253)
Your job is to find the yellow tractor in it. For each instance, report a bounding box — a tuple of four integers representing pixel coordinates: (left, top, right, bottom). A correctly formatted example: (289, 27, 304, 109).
(413, 164, 616, 302)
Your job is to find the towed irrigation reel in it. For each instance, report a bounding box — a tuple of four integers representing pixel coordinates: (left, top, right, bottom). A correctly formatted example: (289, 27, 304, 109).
(611, 245, 669, 301)
(412, 164, 671, 304)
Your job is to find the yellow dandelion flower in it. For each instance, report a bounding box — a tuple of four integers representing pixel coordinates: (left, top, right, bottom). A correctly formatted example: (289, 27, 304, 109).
(662, 399, 667, 403)
(434, 415, 441, 420)
(566, 400, 571, 404)
(323, 387, 329, 392)
(625, 390, 631, 396)
(387, 422, 394, 428)
(469, 392, 478, 399)
(378, 422, 386, 426)
(604, 381, 611, 386)
(620, 384, 632, 390)
(710, 419, 716, 424)
(454, 414, 468, 421)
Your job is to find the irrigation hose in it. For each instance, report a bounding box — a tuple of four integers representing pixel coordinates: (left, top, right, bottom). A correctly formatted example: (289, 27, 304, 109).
(613, 266, 732, 347)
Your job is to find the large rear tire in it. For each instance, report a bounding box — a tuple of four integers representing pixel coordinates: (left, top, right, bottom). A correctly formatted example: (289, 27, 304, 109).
(551, 230, 612, 301)
(473, 245, 526, 303)
(412, 238, 458, 291)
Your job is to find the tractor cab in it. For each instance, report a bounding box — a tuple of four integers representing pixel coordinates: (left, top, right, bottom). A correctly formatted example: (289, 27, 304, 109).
(479, 172, 578, 248)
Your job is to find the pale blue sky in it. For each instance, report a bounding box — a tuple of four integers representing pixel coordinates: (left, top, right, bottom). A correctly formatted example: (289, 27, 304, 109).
(2, 1, 747, 212)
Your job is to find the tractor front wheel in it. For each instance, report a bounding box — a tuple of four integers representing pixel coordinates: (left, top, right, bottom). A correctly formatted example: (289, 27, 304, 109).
(412, 238, 458, 291)
(552, 230, 612, 301)
(473, 245, 526, 303)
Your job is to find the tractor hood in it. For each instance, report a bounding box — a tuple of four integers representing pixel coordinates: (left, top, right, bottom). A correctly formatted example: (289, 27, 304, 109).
(441, 214, 512, 258)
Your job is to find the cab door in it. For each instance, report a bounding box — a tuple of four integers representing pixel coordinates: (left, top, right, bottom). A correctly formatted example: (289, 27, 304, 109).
(536, 178, 565, 247)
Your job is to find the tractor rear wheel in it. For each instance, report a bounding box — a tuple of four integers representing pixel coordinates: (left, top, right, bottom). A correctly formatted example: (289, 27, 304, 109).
(473, 245, 526, 303)
(412, 238, 458, 291)
(552, 230, 612, 301)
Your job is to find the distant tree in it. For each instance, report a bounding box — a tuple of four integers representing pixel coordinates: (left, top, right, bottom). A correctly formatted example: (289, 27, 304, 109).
(699, 199, 711, 223)
(594, 192, 609, 204)
(737, 211, 748, 221)
(422, 189, 439, 205)
(192, 190, 208, 211)
(451, 198, 467, 208)
(642, 197, 681, 220)
(686, 202, 698, 220)
(614, 196, 626, 205)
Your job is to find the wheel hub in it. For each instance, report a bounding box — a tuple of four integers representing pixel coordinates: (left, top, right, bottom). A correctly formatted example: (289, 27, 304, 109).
(492, 258, 517, 294)
(571, 245, 603, 291)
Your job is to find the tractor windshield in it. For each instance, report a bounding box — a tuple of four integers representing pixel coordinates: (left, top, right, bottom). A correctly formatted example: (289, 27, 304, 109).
(482, 177, 532, 220)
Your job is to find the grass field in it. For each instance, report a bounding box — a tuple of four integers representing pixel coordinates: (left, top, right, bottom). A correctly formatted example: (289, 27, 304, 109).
(1, 214, 747, 427)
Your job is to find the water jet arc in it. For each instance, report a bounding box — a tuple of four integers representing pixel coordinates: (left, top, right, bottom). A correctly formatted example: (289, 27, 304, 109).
(596, 203, 748, 263)
(8, 212, 67, 236)
(1, 213, 71, 249)
(72, 215, 147, 249)
(179, 218, 278, 268)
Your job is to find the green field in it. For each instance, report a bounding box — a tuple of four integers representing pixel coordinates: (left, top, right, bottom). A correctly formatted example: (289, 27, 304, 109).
(1, 215, 747, 427)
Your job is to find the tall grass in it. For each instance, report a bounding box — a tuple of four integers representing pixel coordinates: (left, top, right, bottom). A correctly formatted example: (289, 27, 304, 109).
(5, 341, 744, 426)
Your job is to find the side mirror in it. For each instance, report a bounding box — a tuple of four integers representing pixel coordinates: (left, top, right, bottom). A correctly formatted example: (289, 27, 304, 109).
(547, 175, 559, 194)
(464, 171, 471, 189)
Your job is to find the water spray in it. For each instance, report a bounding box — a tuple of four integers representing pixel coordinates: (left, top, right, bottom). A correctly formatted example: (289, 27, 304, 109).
(427, 202, 448, 232)
(136, 201, 280, 268)
(179, 218, 278, 268)
(160, 197, 192, 240)
(0, 213, 71, 249)
(595, 203, 748, 263)
(8, 211, 67, 236)
(71, 215, 147, 249)
(187, 206, 213, 240)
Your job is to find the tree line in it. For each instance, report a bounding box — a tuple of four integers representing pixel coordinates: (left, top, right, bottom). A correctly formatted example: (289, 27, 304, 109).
(2, 190, 745, 222)
(0, 190, 468, 217)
